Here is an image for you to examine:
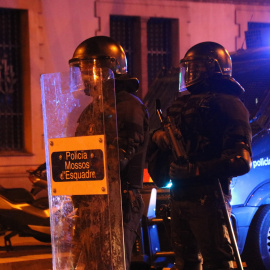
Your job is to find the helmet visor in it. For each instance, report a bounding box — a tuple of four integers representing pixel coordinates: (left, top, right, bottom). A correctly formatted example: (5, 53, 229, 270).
(179, 59, 209, 92)
(69, 55, 127, 75)
(69, 59, 114, 94)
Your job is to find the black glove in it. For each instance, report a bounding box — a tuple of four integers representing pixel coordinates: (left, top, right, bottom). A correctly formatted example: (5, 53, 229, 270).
(169, 161, 199, 180)
(152, 130, 170, 151)
(119, 145, 136, 171)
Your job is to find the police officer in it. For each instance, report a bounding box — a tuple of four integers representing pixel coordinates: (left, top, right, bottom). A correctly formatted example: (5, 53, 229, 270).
(150, 42, 252, 270)
(70, 36, 149, 270)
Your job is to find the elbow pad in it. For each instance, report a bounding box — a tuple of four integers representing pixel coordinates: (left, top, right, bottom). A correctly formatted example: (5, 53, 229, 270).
(228, 143, 252, 177)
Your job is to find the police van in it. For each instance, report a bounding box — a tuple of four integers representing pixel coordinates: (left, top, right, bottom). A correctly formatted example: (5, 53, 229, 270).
(230, 47, 270, 270)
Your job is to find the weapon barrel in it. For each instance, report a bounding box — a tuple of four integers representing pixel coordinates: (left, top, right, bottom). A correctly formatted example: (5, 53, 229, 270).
(217, 179, 244, 270)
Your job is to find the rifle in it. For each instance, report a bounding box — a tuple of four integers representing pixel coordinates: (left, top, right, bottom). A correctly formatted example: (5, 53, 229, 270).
(155, 99, 188, 164)
(155, 99, 244, 270)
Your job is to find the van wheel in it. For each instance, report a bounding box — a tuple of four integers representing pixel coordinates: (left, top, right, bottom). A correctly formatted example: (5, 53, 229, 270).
(243, 204, 270, 270)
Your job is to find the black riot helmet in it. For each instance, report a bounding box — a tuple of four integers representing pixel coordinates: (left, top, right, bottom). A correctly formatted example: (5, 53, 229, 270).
(69, 36, 127, 75)
(179, 42, 244, 94)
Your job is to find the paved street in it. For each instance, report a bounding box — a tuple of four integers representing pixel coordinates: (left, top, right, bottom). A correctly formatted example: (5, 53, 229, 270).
(0, 234, 52, 270)
(0, 234, 249, 270)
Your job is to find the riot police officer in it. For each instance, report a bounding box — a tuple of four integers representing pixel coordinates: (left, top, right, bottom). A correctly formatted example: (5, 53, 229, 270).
(150, 42, 252, 270)
(70, 36, 149, 270)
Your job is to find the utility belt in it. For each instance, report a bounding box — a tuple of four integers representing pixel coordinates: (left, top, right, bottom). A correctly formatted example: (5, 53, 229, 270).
(121, 180, 141, 195)
(122, 188, 140, 194)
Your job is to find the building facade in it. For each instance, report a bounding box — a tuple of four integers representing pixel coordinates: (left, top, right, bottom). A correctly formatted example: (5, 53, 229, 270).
(1, 0, 270, 188)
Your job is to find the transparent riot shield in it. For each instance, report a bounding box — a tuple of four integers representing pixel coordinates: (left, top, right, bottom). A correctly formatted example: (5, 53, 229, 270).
(40, 64, 125, 270)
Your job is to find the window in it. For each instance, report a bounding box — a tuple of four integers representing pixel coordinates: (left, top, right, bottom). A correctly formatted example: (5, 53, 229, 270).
(245, 22, 270, 49)
(110, 16, 178, 98)
(0, 8, 29, 153)
(147, 18, 172, 86)
(110, 15, 139, 77)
